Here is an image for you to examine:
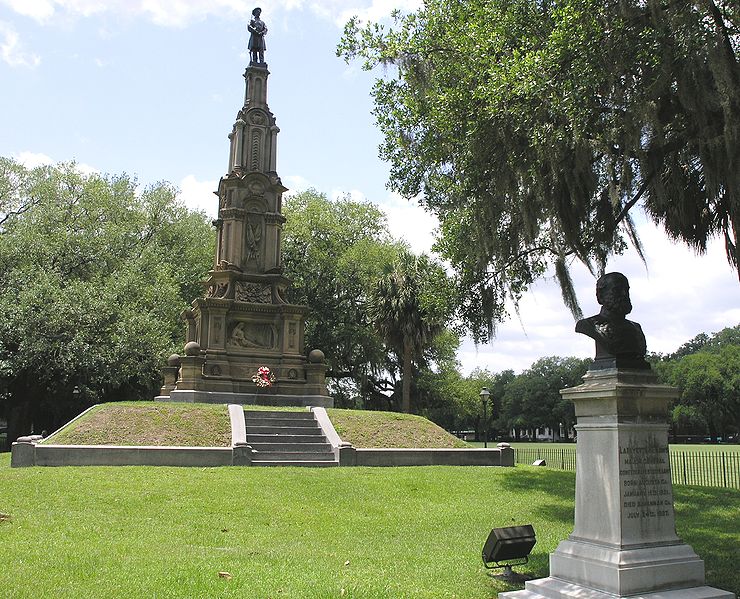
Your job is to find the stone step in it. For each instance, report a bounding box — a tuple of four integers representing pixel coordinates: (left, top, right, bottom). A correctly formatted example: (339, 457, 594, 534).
(246, 425, 321, 435)
(246, 434, 327, 444)
(251, 460, 338, 468)
(244, 410, 315, 420)
(242, 409, 337, 467)
(249, 442, 333, 452)
(246, 417, 322, 428)
(253, 451, 335, 461)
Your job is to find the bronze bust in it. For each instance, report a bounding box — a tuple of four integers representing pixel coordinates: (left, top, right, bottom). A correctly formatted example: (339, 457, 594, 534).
(575, 272, 650, 370)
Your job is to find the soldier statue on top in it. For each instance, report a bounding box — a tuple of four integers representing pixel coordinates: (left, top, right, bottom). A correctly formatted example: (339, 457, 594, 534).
(248, 7, 267, 64)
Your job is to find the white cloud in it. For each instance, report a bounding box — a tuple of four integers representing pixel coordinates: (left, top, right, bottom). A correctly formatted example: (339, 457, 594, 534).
(283, 174, 313, 193)
(13, 151, 54, 168)
(332, 0, 422, 28)
(1, 0, 55, 21)
(457, 218, 740, 375)
(330, 187, 366, 203)
(380, 192, 438, 255)
(179, 174, 218, 218)
(75, 161, 98, 176)
(0, 0, 421, 29)
(13, 151, 98, 175)
(0, 0, 252, 28)
(325, 188, 438, 255)
(0, 21, 41, 67)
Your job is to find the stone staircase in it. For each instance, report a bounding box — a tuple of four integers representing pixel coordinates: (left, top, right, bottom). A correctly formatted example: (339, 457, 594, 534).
(244, 410, 337, 467)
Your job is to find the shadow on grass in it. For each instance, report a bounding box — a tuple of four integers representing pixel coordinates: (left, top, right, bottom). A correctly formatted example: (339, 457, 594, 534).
(674, 486, 740, 596)
(498, 466, 575, 524)
(498, 471, 739, 596)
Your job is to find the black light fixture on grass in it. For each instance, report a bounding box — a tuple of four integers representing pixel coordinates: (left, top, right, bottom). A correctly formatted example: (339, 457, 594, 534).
(482, 524, 536, 581)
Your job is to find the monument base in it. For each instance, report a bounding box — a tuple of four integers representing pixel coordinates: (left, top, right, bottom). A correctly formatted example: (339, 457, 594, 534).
(548, 539, 705, 595)
(499, 369, 734, 599)
(502, 577, 734, 599)
(155, 389, 333, 408)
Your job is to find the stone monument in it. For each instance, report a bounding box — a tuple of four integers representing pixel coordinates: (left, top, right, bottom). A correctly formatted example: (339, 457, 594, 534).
(157, 14, 332, 407)
(500, 273, 734, 599)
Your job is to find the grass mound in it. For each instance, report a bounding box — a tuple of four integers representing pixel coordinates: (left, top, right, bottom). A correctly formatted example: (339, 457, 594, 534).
(40, 402, 468, 450)
(328, 408, 468, 448)
(45, 402, 231, 447)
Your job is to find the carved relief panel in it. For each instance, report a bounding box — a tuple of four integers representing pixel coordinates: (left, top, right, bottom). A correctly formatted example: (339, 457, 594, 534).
(234, 281, 272, 303)
(227, 321, 278, 350)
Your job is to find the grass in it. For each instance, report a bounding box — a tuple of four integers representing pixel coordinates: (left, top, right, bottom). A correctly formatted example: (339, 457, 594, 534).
(327, 409, 468, 449)
(467, 442, 740, 454)
(0, 454, 737, 598)
(44, 402, 231, 447)
(496, 443, 740, 489)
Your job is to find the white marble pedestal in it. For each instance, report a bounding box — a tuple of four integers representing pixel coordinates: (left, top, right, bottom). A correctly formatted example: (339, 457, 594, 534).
(500, 369, 735, 599)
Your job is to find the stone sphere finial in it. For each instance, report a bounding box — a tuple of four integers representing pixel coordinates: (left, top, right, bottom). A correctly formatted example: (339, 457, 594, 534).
(184, 341, 201, 357)
(308, 349, 325, 364)
(167, 353, 181, 367)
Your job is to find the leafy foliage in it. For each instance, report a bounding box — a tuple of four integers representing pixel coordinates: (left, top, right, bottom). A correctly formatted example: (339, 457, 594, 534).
(369, 250, 455, 412)
(0, 158, 214, 442)
(499, 356, 589, 439)
(281, 189, 458, 412)
(339, 0, 740, 340)
(281, 189, 401, 407)
(655, 325, 740, 438)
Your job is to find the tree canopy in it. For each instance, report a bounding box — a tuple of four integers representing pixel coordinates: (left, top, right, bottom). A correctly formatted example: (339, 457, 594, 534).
(654, 324, 740, 439)
(281, 189, 400, 407)
(339, 0, 740, 340)
(370, 250, 454, 411)
(0, 158, 214, 442)
(281, 189, 458, 411)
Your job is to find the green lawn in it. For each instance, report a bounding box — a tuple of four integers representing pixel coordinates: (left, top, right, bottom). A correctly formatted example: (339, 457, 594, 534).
(489, 442, 740, 489)
(328, 409, 468, 449)
(0, 454, 737, 598)
(467, 442, 740, 454)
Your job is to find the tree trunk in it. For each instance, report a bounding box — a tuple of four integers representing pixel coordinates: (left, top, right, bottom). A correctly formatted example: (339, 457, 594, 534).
(402, 337, 412, 413)
(7, 397, 33, 445)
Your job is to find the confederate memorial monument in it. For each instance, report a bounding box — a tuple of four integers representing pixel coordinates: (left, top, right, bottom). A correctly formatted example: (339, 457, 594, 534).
(157, 9, 331, 407)
(501, 273, 734, 599)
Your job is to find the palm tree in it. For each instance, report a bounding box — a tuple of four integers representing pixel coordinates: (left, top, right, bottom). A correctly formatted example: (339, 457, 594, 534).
(370, 251, 447, 413)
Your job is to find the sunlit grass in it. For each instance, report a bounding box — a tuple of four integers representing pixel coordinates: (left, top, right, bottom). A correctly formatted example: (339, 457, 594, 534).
(37, 403, 469, 450)
(0, 454, 737, 598)
(45, 402, 231, 447)
(328, 408, 468, 448)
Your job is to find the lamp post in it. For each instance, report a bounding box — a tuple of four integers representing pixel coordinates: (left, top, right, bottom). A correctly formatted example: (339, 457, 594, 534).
(480, 387, 490, 448)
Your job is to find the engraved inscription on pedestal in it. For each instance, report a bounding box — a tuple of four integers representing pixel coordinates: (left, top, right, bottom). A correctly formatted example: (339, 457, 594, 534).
(620, 443, 673, 521)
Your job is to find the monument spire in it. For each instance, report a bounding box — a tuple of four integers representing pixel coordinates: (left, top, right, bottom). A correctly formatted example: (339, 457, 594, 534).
(228, 64, 279, 175)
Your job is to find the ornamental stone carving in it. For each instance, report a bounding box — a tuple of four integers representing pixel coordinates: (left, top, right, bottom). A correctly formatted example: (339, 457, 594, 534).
(235, 281, 272, 303)
(228, 321, 277, 349)
(206, 282, 230, 298)
(249, 110, 267, 125)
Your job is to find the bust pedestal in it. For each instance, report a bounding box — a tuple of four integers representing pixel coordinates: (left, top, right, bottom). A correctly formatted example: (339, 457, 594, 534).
(500, 369, 734, 599)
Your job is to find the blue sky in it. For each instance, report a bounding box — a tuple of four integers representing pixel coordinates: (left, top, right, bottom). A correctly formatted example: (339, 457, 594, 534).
(2, 0, 738, 374)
